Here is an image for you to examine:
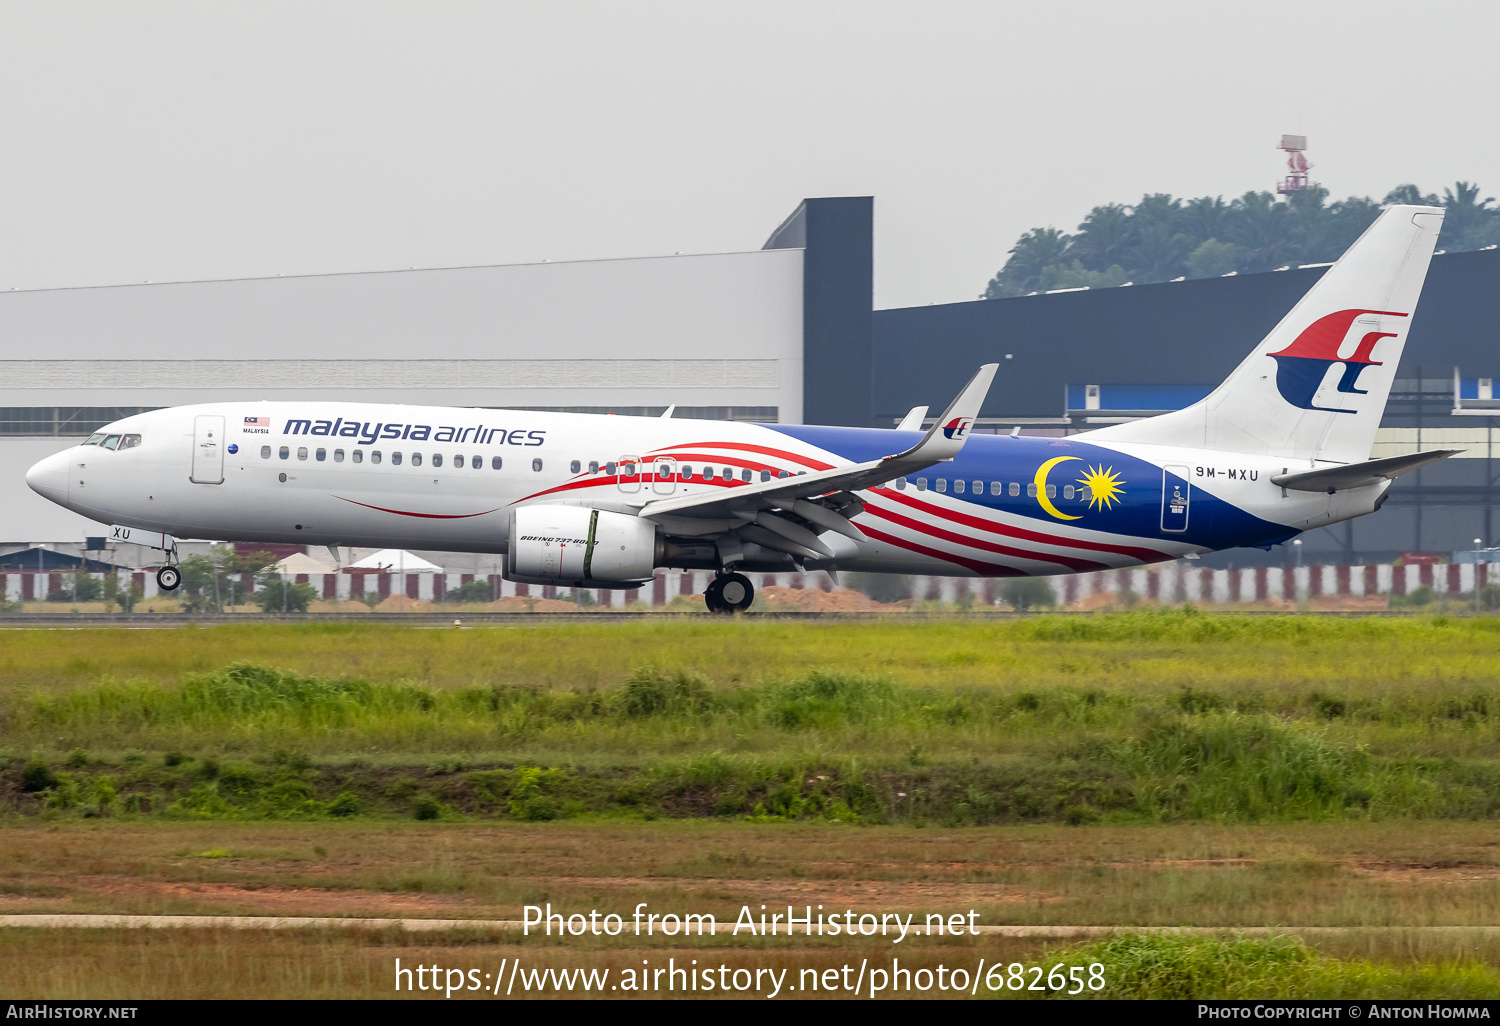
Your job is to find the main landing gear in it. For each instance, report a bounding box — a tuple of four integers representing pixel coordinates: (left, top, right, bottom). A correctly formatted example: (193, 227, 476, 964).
(155, 542, 183, 592)
(704, 572, 754, 615)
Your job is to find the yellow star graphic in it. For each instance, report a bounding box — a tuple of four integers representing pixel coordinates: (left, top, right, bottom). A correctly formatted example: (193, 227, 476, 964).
(1077, 465, 1126, 511)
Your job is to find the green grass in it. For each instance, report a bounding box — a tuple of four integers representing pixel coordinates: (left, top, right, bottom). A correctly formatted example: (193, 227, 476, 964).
(3, 613, 1498, 825)
(1045, 933, 1500, 999)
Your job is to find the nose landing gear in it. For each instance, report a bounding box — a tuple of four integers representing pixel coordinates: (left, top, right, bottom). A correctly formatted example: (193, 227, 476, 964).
(155, 541, 183, 592)
(704, 572, 754, 614)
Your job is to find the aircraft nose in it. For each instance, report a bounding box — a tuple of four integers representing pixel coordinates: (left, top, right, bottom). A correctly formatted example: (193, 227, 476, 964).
(25, 450, 71, 504)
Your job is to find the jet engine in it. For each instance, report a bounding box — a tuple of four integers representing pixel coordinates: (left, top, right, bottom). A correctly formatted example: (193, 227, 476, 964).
(507, 505, 657, 588)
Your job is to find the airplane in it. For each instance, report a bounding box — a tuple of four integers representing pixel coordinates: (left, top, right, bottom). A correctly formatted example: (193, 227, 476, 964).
(26, 205, 1454, 613)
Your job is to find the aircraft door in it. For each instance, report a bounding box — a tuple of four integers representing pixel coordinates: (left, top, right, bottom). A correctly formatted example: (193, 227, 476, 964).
(1160, 465, 1191, 533)
(651, 457, 677, 495)
(191, 415, 225, 484)
(616, 456, 640, 493)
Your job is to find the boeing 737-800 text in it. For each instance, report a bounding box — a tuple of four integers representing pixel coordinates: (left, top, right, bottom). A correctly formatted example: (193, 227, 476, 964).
(26, 206, 1456, 612)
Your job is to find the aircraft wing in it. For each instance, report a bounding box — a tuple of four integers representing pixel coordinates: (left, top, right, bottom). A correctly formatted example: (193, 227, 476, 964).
(633, 364, 998, 538)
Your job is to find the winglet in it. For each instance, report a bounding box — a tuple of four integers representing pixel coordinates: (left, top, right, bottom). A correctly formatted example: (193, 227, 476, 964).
(895, 406, 928, 432)
(885, 364, 997, 463)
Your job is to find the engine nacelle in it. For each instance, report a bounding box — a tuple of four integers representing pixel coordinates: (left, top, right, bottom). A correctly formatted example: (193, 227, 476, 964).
(508, 505, 657, 587)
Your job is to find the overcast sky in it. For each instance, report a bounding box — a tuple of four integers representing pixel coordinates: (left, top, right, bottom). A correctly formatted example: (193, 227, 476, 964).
(0, 1, 1495, 309)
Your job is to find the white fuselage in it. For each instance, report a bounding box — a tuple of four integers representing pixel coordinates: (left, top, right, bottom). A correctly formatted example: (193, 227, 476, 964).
(25, 400, 1385, 580)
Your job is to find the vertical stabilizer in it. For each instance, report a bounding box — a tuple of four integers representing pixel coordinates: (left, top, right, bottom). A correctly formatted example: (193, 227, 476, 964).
(1084, 205, 1444, 464)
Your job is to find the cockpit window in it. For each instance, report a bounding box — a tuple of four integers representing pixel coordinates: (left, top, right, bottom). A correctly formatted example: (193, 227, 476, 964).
(101, 435, 121, 450)
(84, 433, 105, 446)
(118, 434, 142, 450)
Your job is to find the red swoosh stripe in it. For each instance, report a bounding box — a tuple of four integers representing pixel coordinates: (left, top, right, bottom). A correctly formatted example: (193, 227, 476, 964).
(861, 503, 1110, 573)
(335, 496, 501, 520)
(861, 525, 1026, 578)
(649, 440, 835, 471)
(869, 487, 1172, 563)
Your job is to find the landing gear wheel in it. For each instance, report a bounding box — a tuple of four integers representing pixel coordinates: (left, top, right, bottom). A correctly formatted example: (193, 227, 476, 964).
(704, 576, 729, 614)
(718, 572, 754, 613)
(156, 565, 181, 592)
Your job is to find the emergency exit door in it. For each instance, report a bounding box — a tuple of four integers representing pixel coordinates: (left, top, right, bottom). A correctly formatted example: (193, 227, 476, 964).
(191, 415, 225, 484)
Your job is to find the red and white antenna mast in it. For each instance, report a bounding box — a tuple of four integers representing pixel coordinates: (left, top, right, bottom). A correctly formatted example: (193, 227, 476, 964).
(1276, 134, 1317, 195)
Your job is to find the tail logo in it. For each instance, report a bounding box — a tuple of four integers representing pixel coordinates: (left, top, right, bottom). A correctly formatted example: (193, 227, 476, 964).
(1267, 309, 1408, 414)
(942, 417, 973, 440)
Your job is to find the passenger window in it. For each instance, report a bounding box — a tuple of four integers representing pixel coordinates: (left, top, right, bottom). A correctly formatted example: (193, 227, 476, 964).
(102, 435, 121, 450)
(778, 470, 790, 479)
(432, 454, 443, 468)
(991, 481, 1002, 495)
(588, 461, 599, 474)
(393, 452, 404, 466)
(297, 447, 308, 461)
(1046, 484, 1056, 498)
(334, 449, 344, 462)
(352, 449, 363, 464)
(896, 477, 907, 490)
(570, 460, 581, 474)
(917, 478, 927, 491)
(372, 451, 383, 464)
(972, 480, 982, 494)
(279, 446, 289, 460)
(1026, 482, 1037, 497)
(411, 452, 422, 466)
(936, 479, 947, 493)
(720, 467, 731, 481)
(470, 455, 480, 468)
(260, 445, 271, 459)
(315, 448, 326, 461)
(741, 469, 751, 482)
(1009, 482, 1020, 496)
(85, 433, 105, 446)
(492, 456, 502, 470)
(532, 458, 543, 472)
(119, 434, 142, 450)
(681, 465, 693, 478)
(605, 461, 616, 475)
(760, 470, 771, 482)
(953, 480, 965, 494)
(699, 465, 710, 478)
(1063, 485, 1075, 499)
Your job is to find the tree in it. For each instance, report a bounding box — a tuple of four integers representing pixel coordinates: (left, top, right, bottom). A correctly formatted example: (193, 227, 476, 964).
(1069, 203, 1135, 272)
(999, 577, 1055, 611)
(255, 579, 317, 613)
(984, 179, 1500, 295)
(1186, 238, 1240, 279)
(1441, 181, 1500, 250)
(447, 579, 496, 604)
(983, 226, 1073, 298)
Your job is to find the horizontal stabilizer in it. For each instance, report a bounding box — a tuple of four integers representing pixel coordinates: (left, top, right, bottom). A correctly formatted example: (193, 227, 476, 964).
(1270, 449, 1462, 493)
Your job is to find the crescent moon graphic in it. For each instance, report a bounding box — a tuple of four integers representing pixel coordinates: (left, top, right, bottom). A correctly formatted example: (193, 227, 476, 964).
(1034, 456, 1082, 520)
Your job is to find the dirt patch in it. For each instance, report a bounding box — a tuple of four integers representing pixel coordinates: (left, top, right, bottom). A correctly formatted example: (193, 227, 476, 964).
(0, 875, 484, 917)
(757, 586, 908, 613)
